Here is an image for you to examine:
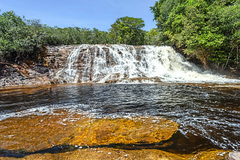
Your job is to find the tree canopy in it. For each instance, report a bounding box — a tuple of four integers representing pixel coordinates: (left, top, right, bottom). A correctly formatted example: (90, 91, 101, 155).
(0, 11, 46, 62)
(0, 12, 147, 63)
(0, 11, 110, 63)
(151, 0, 240, 69)
(109, 16, 145, 45)
(1, 6, 240, 70)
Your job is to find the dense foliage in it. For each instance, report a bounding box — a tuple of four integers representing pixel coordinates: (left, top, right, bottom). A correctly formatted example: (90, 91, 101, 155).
(0, 12, 146, 63)
(44, 27, 110, 45)
(151, 0, 240, 69)
(0, 11, 46, 62)
(1, 5, 239, 70)
(145, 28, 172, 46)
(0, 11, 112, 62)
(108, 16, 145, 45)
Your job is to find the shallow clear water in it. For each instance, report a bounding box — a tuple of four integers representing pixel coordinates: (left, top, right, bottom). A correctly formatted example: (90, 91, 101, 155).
(0, 83, 240, 153)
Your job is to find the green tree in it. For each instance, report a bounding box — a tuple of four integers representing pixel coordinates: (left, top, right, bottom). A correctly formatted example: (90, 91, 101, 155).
(151, 0, 240, 69)
(109, 16, 145, 45)
(91, 28, 109, 44)
(0, 11, 46, 62)
(150, 0, 181, 30)
(43, 26, 109, 45)
(145, 28, 172, 45)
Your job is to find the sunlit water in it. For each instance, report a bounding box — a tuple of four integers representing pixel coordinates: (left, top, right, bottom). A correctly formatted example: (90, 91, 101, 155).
(53, 44, 240, 84)
(0, 83, 239, 153)
(1, 45, 240, 155)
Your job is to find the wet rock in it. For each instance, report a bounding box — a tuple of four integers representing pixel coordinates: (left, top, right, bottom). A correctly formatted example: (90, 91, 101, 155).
(225, 152, 240, 160)
(0, 113, 79, 152)
(0, 44, 172, 87)
(0, 110, 178, 152)
(67, 116, 178, 146)
(188, 149, 230, 160)
(0, 148, 229, 160)
(0, 45, 75, 88)
(0, 148, 185, 160)
(0, 63, 52, 87)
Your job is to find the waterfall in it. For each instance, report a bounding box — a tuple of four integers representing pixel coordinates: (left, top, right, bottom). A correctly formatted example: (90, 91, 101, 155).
(54, 44, 240, 84)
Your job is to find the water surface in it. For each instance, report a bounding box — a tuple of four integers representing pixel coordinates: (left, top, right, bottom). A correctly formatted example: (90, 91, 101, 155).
(0, 83, 239, 153)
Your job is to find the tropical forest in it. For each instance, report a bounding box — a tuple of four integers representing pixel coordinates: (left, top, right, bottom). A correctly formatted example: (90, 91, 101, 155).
(0, 0, 240, 160)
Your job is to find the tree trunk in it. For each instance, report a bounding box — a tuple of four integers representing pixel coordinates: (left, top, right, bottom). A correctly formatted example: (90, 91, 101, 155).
(223, 54, 231, 70)
(201, 50, 208, 69)
(237, 45, 239, 69)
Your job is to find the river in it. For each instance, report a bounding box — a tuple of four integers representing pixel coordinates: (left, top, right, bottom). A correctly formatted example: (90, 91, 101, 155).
(0, 45, 239, 158)
(0, 83, 239, 154)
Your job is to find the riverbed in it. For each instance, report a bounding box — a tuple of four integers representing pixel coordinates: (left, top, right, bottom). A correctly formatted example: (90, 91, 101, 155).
(0, 83, 239, 158)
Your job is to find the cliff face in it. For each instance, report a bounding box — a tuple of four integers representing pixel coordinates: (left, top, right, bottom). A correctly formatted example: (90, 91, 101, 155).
(45, 45, 76, 71)
(1, 44, 239, 87)
(0, 44, 150, 87)
(0, 45, 77, 87)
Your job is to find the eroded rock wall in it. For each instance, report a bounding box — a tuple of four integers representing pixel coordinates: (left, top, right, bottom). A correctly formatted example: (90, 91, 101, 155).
(0, 45, 148, 87)
(0, 45, 78, 87)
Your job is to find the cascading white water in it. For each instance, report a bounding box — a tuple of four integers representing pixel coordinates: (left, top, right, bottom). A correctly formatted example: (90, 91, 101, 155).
(54, 44, 240, 84)
(54, 45, 88, 83)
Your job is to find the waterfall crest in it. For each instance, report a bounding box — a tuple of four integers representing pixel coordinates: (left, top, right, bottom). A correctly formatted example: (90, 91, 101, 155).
(53, 44, 239, 84)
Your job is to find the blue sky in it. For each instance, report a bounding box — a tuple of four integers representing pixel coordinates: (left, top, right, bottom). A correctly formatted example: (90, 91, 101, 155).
(0, 0, 157, 31)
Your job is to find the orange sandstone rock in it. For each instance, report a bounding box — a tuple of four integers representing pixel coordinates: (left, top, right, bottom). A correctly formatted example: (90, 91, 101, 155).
(0, 110, 178, 152)
(66, 117, 178, 146)
(0, 148, 229, 160)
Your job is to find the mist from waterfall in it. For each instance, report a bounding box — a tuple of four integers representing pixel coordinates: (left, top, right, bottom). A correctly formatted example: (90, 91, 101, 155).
(54, 44, 240, 84)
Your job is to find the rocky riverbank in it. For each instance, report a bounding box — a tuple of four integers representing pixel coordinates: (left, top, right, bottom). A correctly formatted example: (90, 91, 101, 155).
(0, 45, 76, 87)
(0, 63, 50, 87)
(1, 44, 240, 88)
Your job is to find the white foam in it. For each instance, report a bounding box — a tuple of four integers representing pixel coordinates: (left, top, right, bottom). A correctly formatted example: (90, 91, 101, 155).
(53, 44, 240, 84)
(0, 103, 95, 121)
